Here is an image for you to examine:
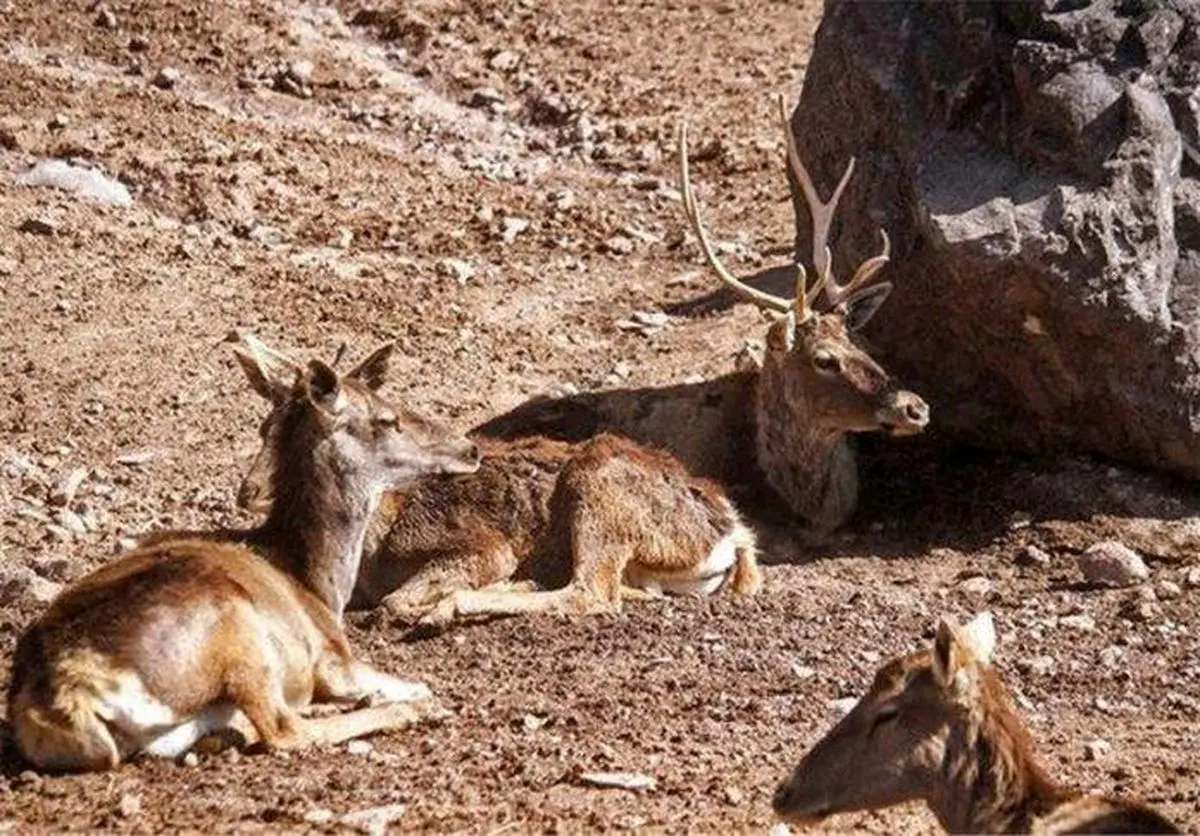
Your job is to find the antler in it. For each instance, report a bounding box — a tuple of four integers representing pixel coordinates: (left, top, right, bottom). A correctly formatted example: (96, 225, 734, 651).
(679, 122, 794, 315)
(775, 93, 890, 307)
(679, 97, 892, 322)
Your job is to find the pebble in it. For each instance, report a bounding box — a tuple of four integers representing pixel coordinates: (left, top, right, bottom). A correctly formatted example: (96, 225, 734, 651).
(437, 257, 475, 285)
(1185, 566, 1200, 588)
(0, 564, 64, 606)
(500, 216, 529, 245)
(489, 50, 520, 72)
(1018, 545, 1052, 568)
(1077, 540, 1148, 587)
(153, 66, 182, 90)
(181, 751, 199, 767)
(604, 235, 635, 256)
(287, 59, 314, 83)
(1060, 613, 1095, 632)
(94, 4, 117, 28)
(340, 803, 407, 835)
(117, 793, 142, 818)
(958, 575, 993, 599)
(347, 739, 373, 756)
(831, 697, 858, 716)
(1157, 580, 1182, 600)
(579, 771, 656, 791)
(1083, 738, 1112, 760)
(49, 466, 88, 507)
(18, 216, 59, 236)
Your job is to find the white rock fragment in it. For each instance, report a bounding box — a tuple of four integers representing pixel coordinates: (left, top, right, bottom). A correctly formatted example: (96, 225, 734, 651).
(1077, 541, 1149, 587)
(17, 160, 132, 206)
(580, 771, 656, 791)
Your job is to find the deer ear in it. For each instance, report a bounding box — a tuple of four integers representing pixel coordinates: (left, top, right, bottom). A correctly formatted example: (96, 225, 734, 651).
(960, 612, 996, 665)
(233, 336, 300, 405)
(304, 359, 345, 415)
(347, 341, 395, 390)
(931, 617, 973, 695)
(765, 315, 797, 354)
(842, 282, 893, 331)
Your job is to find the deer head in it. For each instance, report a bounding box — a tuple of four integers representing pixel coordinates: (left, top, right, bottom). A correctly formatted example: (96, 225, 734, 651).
(680, 96, 929, 529)
(772, 613, 998, 826)
(233, 335, 480, 514)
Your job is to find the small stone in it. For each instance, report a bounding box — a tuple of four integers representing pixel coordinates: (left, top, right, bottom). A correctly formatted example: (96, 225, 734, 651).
(117, 793, 141, 818)
(958, 575, 993, 599)
(1185, 566, 1200, 588)
(1098, 645, 1125, 668)
(18, 216, 58, 236)
(128, 35, 150, 52)
(304, 809, 335, 825)
(579, 771, 656, 791)
(0, 565, 63, 606)
(1060, 613, 1095, 632)
(1020, 655, 1057, 677)
(489, 50, 520, 72)
(791, 663, 816, 680)
(1084, 738, 1112, 760)
(48, 113, 70, 130)
(94, 4, 117, 28)
(521, 713, 548, 732)
(604, 235, 635, 256)
(501, 216, 529, 245)
(181, 751, 199, 767)
(49, 467, 88, 507)
(153, 66, 181, 90)
(340, 803, 407, 834)
(346, 739, 373, 756)
(55, 508, 87, 535)
(1077, 541, 1149, 587)
(1157, 580, 1182, 600)
(468, 87, 505, 109)
(1018, 545, 1052, 568)
(437, 257, 475, 284)
(724, 785, 744, 805)
(287, 59, 314, 83)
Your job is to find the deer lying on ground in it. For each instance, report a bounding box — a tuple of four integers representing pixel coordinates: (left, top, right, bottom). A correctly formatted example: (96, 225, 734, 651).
(773, 612, 1181, 834)
(233, 335, 761, 627)
(475, 95, 928, 533)
(6, 340, 481, 771)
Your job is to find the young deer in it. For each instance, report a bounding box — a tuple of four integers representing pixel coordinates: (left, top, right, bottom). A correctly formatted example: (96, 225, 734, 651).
(234, 336, 761, 628)
(6, 340, 481, 771)
(476, 95, 929, 532)
(772, 613, 1181, 834)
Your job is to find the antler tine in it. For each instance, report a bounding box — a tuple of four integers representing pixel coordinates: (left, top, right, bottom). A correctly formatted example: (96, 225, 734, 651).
(776, 94, 856, 313)
(679, 122, 791, 314)
(828, 228, 891, 306)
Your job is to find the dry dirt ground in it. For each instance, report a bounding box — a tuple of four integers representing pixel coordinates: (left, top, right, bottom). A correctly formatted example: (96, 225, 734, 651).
(1, 0, 1199, 832)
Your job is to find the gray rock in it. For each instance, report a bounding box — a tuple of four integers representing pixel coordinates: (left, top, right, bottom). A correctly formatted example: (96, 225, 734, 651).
(0, 564, 63, 606)
(1078, 540, 1150, 587)
(153, 66, 181, 90)
(792, 0, 1200, 480)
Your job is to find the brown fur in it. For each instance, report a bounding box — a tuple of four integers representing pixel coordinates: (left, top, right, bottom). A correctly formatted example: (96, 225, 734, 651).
(7, 342, 479, 771)
(772, 613, 1180, 834)
(235, 342, 761, 628)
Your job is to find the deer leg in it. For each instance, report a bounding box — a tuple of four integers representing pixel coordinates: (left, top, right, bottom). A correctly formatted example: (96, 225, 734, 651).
(418, 583, 605, 628)
(724, 540, 763, 596)
(313, 651, 439, 709)
(378, 536, 520, 623)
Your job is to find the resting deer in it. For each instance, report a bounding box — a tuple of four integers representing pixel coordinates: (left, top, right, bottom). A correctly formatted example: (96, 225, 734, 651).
(6, 340, 481, 771)
(234, 335, 761, 628)
(475, 95, 928, 532)
(773, 613, 1182, 834)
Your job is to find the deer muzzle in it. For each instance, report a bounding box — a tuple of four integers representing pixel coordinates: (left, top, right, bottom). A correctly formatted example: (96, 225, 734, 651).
(875, 390, 929, 436)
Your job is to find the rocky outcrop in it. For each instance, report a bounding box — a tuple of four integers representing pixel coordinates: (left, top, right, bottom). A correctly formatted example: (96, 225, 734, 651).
(792, 0, 1200, 477)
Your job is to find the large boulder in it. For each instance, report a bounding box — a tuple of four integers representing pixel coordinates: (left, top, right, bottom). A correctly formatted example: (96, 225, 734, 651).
(792, 0, 1200, 477)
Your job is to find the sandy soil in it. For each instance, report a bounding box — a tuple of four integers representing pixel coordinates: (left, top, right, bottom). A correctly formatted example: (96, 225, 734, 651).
(1, 0, 1198, 832)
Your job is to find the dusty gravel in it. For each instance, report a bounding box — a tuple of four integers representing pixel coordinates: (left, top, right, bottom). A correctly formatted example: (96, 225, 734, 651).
(2, 0, 1199, 832)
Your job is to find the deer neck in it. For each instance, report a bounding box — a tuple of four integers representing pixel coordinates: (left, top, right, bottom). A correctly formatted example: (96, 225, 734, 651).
(926, 681, 1068, 833)
(753, 365, 857, 532)
(256, 423, 380, 623)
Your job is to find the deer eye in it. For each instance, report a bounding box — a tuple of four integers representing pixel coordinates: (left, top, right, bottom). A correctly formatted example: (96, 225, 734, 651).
(870, 704, 900, 734)
(813, 352, 841, 374)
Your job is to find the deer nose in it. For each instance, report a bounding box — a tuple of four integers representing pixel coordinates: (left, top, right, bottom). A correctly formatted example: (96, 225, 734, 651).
(876, 390, 929, 435)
